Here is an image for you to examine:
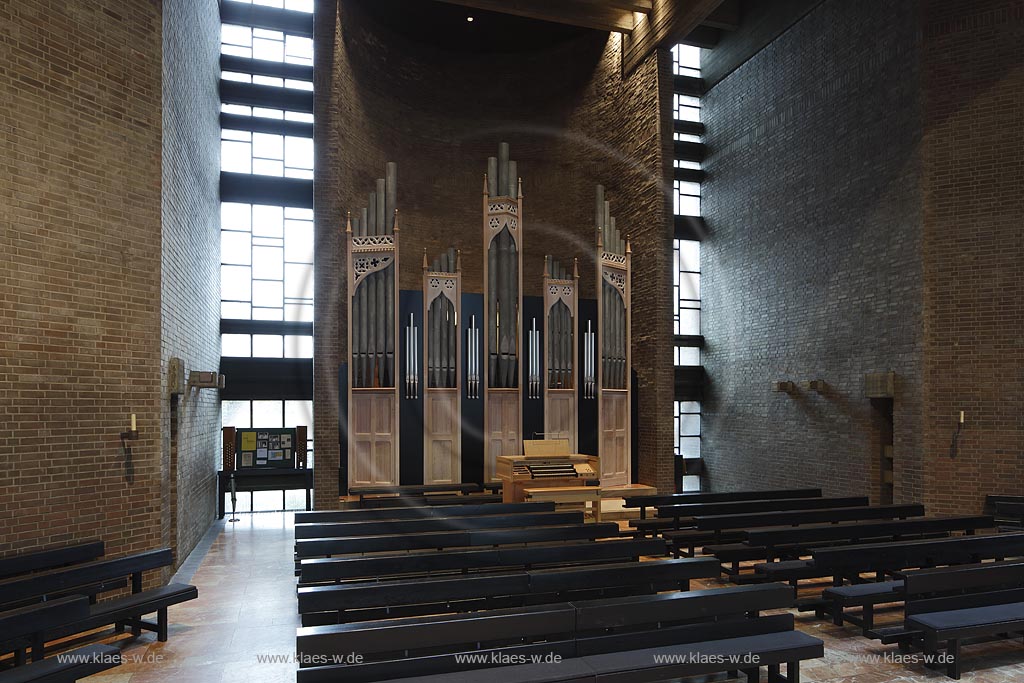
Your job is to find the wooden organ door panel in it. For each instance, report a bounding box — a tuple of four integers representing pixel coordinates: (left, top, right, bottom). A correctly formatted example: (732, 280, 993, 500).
(425, 390, 459, 484)
(349, 391, 398, 486)
(600, 392, 628, 487)
(486, 391, 521, 481)
(545, 393, 576, 451)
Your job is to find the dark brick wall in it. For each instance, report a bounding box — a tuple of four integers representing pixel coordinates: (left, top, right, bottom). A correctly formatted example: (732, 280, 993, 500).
(161, 0, 222, 562)
(920, 0, 1024, 514)
(0, 1, 166, 561)
(314, 2, 675, 504)
(699, 0, 925, 499)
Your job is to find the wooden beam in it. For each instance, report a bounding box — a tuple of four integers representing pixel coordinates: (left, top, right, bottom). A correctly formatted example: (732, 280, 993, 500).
(434, 0, 636, 34)
(572, 0, 653, 12)
(623, 0, 725, 74)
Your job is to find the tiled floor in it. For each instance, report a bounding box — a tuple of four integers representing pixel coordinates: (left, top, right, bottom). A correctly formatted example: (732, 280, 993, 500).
(68, 512, 1024, 682)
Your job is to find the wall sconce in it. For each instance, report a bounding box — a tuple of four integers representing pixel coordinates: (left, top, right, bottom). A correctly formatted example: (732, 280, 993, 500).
(773, 381, 796, 393)
(808, 380, 827, 393)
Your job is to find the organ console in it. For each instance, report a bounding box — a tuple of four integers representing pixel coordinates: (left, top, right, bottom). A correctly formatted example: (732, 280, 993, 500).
(496, 439, 599, 503)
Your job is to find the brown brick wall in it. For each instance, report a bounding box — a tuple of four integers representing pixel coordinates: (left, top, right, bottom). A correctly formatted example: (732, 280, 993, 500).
(920, 0, 1024, 515)
(161, 0, 222, 562)
(313, 3, 674, 505)
(0, 1, 166, 560)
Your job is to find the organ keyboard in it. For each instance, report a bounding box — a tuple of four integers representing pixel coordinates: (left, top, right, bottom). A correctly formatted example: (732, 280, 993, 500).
(497, 440, 599, 503)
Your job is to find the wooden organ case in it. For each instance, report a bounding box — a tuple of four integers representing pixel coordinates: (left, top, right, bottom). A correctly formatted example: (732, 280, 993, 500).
(496, 439, 599, 503)
(596, 185, 631, 488)
(422, 248, 462, 484)
(483, 143, 524, 482)
(543, 256, 579, 451)
(346, 163, 401, 486)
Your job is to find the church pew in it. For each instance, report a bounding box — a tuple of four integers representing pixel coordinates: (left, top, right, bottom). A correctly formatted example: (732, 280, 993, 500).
(0, 549, 197, 658)
(295, 501, 554, 524)
(297, 557, 720, 625)
(807, 531, 1024, 633)
(684, 504, 924, 569)
(298, 538, 667, 585)
(0, 542, 105, 581)
(294, 583, 805, 683)
(622, 487, 821, 520)
(294, 522, 621, 560)
(0, 596, 121, 682)
(640, 496, 869, 537)
(360, 494, 503, 508)
(294, 510, 583, 540)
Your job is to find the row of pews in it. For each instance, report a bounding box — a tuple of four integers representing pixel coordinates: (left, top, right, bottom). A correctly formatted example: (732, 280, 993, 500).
(291, 499, 824, 682)
(623, 487, 1024, 679)
(0, 541, 197, 682)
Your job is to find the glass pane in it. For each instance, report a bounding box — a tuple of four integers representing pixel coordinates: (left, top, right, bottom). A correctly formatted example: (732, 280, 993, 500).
(252, 400, 283, 428)
(678, 271, 700, 300)
(221, 71, 252, 84)
(676, 105, 701, 123)
(252, 307, 284, 321)
(677, 308, 700, 335)
(285, 35, 314, 62)
(253, 133, 283, 160)
(677, 181, 701, 197)
(284, 221, 314, 263)
(221, 334, 251, 357)
(253, 334, 283, 358)
(221, 140, 251, 173)
(285, 79, 314, 91)
(253, 28, 283, 40)
(284, 168, 314, 180)
(221, 232, 251, 265)
(677, 413, 700, 436)
(222, 400, 251, 429)
(221, 265, 252, 302)
(221, 128, 251, 141)
(221, 301, 251, 319)
(677, 240, 700, 273)
(675, 346, 700, 366)
(284, 335, 313, 358)
(253, 158, 284, 176)
(254, 107, 283, 119)
(253, 75, 284, 88)
(677, 401, 701, 414)
(221, 103, 252, 116)
(284, 263, 313, 299)
(285, 303, 314, 322)
(253, 246, 283, 279)
(221, 24, 252, 47)
(674, 44, 700, 70)
(677, 436, 701, 458)
(252, 37, 284, 62)
(222, 203, 251, 231)
(285, 136, 313, 169)
(676, 94, 700, 108)
(220, 44, 251, 59)
(284, 0, 315, 12)
(285, 111, 314, 123)
(252, 280, 284, 308)
(253, 205, 284, 237)
(675, 193, 700, 216)
(285, 400, 313, 430)
(681, 475, 701, 492)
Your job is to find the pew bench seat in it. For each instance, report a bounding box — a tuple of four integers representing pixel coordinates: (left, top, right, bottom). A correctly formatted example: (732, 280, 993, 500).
(0, 643, 121, 683)
(375, 631, 823, 683)
(56, 583, 198, 645)
(819, 580, 904, 632)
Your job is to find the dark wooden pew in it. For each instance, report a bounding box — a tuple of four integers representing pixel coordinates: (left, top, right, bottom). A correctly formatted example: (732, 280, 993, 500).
(0, 596, 121, 682)
(0, 549, 197, 658)
(294, 583, 809, 683)
(984, 494, 1024, 530)
(893, 560, 1024, 679)
(359, 493, 504, 508)
(294, 510, 584, 540)
(294, 522, 621, 560)
(689, 504, 925, 571)
(297, 557, 719, 625)
(750, 516, 995, 584)
(0, 542, 105, 581)
(622, 488, 822, 520)
(810, 531, 1024, 633)
(349, 484, 504, 508)
(298, 538, 666, 585)
(295, 501, 554, 524)
(641, 495, 869, 537)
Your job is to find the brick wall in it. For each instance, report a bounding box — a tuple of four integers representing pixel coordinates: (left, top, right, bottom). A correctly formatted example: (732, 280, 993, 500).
(0, 1, 165, 559)
(161, 0, 222, 562)
(920, 0, 1024, 514)
(699, 0, 925, 499)
(313, 3, 675, 505)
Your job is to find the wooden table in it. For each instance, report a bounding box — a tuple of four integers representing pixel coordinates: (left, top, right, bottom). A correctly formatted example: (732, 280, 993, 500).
(523, 486, 602, 522)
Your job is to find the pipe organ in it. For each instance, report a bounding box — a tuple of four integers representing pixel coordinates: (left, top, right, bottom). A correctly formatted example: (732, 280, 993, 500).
(543, 256, 579, 451)
(346, 163, 400, 486)
(341, 148, 634, 490)
(596, 185, 632, 487)
(482, 143, 523, 482)
(422, 247, 462, 484)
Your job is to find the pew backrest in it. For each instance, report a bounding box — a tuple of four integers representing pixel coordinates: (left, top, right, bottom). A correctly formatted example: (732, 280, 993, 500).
(0, 541, 105, 580)
(622, 488, 822, 510)
(657, 496, 869, 519)
(813, 531, 1024, 574)
(295, 502, 554, 524)
(694, 504, 925, 531)
(294, 511, 582, 539)
(903, 560, 1024, 616)
(746, 515, 993, 548)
